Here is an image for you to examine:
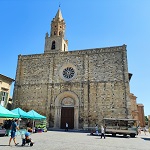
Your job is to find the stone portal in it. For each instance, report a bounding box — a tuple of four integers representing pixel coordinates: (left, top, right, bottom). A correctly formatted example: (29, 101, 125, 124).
(54, 91, 79, 129)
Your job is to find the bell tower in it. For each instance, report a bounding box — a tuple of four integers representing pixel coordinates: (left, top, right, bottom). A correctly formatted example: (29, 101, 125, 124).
(44, 8, 68, 53)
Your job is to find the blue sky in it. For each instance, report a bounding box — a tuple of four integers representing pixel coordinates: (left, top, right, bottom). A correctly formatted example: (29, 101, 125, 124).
(0, 0, 150, 116)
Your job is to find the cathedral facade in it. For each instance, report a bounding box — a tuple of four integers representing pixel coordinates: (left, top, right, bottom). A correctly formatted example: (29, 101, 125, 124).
(13, 9, 132, 129)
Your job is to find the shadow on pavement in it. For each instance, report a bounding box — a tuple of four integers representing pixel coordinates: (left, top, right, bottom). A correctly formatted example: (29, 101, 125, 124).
(48, 128, 89, 133)
(0, 145, 10, 146)
(141, 138, 150, 141)
(87, 134, 137, 139)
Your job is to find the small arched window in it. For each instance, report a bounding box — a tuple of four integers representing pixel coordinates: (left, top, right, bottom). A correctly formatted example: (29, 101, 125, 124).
(54, 31, 56, 35)
(51, 41, 55, 50)
(59, 31, 61, 35)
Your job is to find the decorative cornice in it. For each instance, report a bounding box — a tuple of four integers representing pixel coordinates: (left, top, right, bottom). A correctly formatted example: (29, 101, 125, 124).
(18, 45, 126, 60)
(0, 74, 15, 82)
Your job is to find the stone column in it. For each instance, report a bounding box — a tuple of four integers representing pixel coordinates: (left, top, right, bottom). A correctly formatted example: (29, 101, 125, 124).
(54, 106, 61, 128)
(74, 106, 79, 129)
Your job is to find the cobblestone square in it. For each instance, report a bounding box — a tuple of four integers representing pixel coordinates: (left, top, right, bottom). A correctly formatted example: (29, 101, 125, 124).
(0, 131, 150, 150)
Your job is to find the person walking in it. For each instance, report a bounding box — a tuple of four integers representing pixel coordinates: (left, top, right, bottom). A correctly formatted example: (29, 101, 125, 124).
(95, 124, 99, 135)
(100, 125, 105, 139)
(9, 119, 19, 146)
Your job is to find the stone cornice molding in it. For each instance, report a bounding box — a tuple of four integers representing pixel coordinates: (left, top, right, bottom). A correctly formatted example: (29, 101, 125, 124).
(18, 45, 126, 60)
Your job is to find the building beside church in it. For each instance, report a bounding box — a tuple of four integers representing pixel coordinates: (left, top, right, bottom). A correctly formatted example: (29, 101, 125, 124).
(130, 93, 146, 127)
(0, 74, 14, 108)
(137, 104, 145, 127)
(13, 9, 132, 129)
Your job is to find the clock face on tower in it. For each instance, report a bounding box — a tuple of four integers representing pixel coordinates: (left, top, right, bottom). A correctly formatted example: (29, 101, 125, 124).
(59, 63, 77, 81)
(63, 67, 75, 79)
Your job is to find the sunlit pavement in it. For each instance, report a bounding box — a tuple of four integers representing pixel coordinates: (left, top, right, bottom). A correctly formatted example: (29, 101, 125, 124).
(0, 131, 150, 150)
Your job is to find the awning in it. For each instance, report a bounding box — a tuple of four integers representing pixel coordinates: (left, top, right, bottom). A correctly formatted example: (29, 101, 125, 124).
(27, 110, 46, 120)
(0, 105, 19, 118)
(11, 108, 33, 119)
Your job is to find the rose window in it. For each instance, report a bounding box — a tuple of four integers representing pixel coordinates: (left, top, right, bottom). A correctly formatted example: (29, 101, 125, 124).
(63, 67, 75, 79)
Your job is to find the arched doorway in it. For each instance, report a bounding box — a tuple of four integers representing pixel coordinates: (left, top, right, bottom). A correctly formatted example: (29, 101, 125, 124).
(54, 91, 79, 129)
(61, 107, 74, 129)
(61, 97, 74, 129)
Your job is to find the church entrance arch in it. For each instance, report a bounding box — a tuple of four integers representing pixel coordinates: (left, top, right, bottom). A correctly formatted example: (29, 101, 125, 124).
(54, 91, 79, 129)
(61, 97, 74, 129)
(61, 107, 74, 129)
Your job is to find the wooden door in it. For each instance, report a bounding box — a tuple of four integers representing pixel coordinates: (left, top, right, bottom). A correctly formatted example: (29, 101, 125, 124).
(61, 107, 74, 129)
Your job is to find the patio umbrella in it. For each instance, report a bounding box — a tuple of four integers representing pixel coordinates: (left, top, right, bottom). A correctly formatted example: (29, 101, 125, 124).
(11, 108, 33, 119)
(0, 105, 19, 118)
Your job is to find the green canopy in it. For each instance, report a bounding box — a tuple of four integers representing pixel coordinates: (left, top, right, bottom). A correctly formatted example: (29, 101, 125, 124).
(0, 105, 19, 118)
(11, 108, 33, 119)
(27, 110, 46, 120)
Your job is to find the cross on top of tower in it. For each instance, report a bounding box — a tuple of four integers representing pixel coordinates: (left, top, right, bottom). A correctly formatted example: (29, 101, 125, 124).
(59, 2, 61, 8)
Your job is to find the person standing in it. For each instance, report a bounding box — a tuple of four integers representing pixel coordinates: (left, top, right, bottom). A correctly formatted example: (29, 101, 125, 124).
(9, 119, 19, 146)
(65, 122, 68, 131)
(100, 125, 105, 139)
(138, 126, 141, 135)
(143, 126, 147, 135)
(95, 124, 99, 135)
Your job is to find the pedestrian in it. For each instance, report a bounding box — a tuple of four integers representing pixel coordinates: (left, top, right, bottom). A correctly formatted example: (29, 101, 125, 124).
(138, 126, 141, 135)
(143, 126, 146, 135)
(65, 122, 68, 131)
(95, 124, 99, 135)
(26, 120, 32, 132)
(22, 131, 34, 146)
(8, 119, 19, 146)
(100, 125, 105, 139)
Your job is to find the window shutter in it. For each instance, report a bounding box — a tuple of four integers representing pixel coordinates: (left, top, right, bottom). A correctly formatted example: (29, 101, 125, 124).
(4, 92, 8, 106)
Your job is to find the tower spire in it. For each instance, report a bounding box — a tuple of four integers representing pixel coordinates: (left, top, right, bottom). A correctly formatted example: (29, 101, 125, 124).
(55, 8, 63, 20)
(44, 8, 68, 53)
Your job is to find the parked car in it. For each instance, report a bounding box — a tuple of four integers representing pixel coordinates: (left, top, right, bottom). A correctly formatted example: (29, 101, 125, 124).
(0, 126, 6, 136)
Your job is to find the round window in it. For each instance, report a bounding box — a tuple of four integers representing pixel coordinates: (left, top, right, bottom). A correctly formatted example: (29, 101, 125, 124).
(63, 67, 75, 79)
